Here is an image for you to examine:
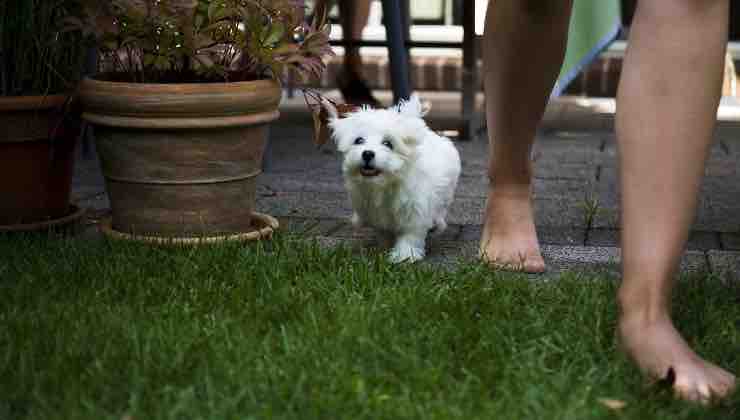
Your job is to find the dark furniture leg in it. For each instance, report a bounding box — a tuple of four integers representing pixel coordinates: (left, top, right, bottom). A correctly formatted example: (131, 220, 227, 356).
(381, 0, 412, 103)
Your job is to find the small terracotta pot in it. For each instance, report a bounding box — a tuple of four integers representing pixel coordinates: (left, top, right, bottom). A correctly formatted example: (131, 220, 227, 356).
(0, 95, 79, 225)
(79, 77, 281, 238)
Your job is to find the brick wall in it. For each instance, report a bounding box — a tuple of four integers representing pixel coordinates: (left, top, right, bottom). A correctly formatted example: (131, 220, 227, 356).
(288, 52, 738, 98)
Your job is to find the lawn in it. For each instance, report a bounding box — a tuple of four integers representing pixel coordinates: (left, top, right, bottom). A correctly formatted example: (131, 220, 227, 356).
(0, 232, 738, 419)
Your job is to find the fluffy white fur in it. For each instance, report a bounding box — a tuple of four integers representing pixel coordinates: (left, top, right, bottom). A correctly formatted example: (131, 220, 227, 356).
(325, 95, 461, 263)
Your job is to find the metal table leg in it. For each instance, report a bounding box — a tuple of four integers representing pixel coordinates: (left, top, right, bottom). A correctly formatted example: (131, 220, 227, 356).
(460, 0, 478, 140)
(381, 0, 412, 103)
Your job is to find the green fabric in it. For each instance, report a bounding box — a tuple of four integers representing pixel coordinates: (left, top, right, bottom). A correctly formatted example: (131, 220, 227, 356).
(554, 0, 622, 95)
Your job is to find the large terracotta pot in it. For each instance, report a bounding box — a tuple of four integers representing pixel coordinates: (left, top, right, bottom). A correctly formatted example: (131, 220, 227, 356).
(79, 77, 281, 238)
(0, 95, 79, 226)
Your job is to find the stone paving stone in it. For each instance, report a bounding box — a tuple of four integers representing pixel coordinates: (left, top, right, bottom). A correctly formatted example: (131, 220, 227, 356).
(312, 236, 373, 255)
(699, 178, 740, 233)
(704, 158, 738, 177)
(426, 243, 706, 275)
(72, 156, 106, 200)
(585, 228, 620, 247)
(533, 161, 599, 181)
(76, 194, 111, 212)
(532, 198, 590, 229)
(312, 235, 459, 263)
(329, 222, 462, 245)
(264, 123, 339, 173)
(330, 223, 382, 240)
(587, 228, 721, 251)
(702, 140, 729, 161)
(460, 164, 488, 179)
(543, 245, 707, 275)
(453, 177, 595, 200)
(697, 205, 740, 233)
(477, 152, 601, 182)
(701, 176, 740, 199)
(255, 191, 353, 219)
(72, 144, 109, 213)
(532, 136, 606, 165)
(598, 134, 620, 169)
(707, 250, 740, 282)
(259, 173, 346, 194)
(458, 176, 602, 201)
(456, 138, 490, 167)
(69, 109, 739, 278)
(594, 168, 718, 231)
(523, 197, 588, 227)
(722, 139, 740, 156)
(541, 104, 615, 132)
(721, 232, 740, 250)
(454, 175, 488, 197)
(425, 242, 614, 280)
(592, 204, 717, 232)
(704, 138, 737, 176)
(422, 240, 478, 269)
(713, 126, 740, 151)
(541, 245, 621, 277)
(602, 133, 729, 165)
(459, 224, 586, 246)
(432, 224, 464, 242)
(389, 243, 705, 276)
(533, 178, 599, 201)
(445, 196, 588, 228)
(276, 217, 346, 236)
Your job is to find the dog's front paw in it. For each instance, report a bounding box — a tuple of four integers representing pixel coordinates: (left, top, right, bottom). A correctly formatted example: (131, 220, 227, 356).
(388, 246, 425, 264)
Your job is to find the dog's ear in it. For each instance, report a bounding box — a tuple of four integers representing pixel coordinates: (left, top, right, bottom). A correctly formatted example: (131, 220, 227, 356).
(402, 136, 420, 148)
(318, 97, 349, 152)
(396, 94, 430, 118)
(327, 117, 354, 154)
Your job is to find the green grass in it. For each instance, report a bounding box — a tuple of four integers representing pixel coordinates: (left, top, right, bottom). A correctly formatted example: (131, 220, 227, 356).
(0, 233, 738, 419)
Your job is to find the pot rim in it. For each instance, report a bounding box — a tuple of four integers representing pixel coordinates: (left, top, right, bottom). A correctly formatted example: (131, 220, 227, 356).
(81, 76, 280, 92)
(0, 94, 68, 112)
(79, 76, 282, 129)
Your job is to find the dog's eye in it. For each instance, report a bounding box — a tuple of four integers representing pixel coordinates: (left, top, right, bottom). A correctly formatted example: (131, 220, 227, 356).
(353, 137, 365, 145)
(382, 139, 394, 150)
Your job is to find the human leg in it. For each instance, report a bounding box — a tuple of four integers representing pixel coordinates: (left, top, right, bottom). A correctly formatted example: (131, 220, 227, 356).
(336, 0, 379, 106)
(480, 0, 573, 272)
(337, 0, 371, 75)
(615, 0, 736, 402)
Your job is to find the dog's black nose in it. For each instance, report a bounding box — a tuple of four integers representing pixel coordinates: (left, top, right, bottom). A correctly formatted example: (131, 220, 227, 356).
(362, 150, 375, 162)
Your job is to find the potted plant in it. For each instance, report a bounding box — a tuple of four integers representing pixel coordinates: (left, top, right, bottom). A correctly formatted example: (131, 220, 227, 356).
(70, 0, 332, 243)
(0, 0, 87, 230)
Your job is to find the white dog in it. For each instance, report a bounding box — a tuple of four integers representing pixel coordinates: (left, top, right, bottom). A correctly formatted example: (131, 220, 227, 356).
(324, 95, 461, 263)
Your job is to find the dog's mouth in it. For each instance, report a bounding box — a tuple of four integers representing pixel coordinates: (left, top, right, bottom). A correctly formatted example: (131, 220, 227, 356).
(359, 166, 382, 177)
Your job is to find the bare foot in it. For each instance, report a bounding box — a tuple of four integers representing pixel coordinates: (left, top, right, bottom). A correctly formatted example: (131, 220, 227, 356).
(619, 312, 737, 403)
(479, 185, 545, 273)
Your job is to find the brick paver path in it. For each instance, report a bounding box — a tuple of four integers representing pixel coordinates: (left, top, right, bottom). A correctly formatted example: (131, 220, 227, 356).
(71, 102, 740, 280)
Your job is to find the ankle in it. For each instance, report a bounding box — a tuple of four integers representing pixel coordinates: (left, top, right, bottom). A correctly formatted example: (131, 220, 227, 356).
(343, 54, 364, 78)
(488, 161, 534, 190)
(617, 285, 672, 326)
(487, 179, 532, 197)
